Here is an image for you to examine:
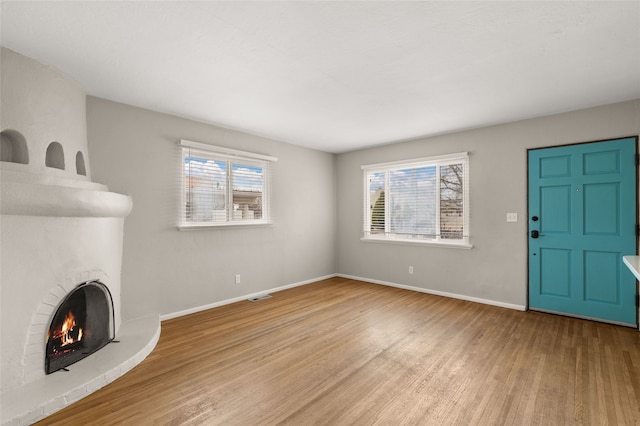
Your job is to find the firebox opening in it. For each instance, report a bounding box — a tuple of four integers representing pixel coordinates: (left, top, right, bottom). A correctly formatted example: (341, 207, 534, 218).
(45, 281, 115, 375)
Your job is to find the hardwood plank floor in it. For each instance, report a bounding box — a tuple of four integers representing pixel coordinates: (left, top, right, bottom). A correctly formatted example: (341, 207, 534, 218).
(36, 277, 640, 425)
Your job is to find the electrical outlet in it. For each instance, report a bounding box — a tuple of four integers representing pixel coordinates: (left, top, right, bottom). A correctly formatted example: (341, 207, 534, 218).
(235, 274, 241, 284)
(408, 266, 414, 274)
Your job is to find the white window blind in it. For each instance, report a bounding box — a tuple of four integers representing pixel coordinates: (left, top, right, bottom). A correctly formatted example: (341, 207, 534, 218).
(179, 139, 276, 229)
(362, 152, 470, 247)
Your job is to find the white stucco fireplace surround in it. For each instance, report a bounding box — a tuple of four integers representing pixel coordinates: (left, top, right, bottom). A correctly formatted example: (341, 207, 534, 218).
(1, 47, 160, 425)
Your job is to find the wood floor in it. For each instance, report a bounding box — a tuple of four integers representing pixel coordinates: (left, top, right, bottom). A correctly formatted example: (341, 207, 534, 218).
(37, 277, 640, 425)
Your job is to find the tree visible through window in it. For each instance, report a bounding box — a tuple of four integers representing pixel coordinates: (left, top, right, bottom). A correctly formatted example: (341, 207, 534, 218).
(440, 164, 464, 239)
(362, 153, 469, 245)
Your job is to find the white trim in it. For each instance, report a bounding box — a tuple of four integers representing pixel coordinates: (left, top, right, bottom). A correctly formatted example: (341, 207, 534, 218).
(178, 222, 274, 231)
(362, 151, 468, 170)
(160, 273, 525, 322)
(160, 274, 337, 321)
(179, 139, 278, 162)
(336, 274, 526, 311)
(360, 237, 472, 249)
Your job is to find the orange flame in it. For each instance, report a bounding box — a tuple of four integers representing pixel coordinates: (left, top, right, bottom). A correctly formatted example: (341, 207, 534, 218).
(53, 311, 83, 347)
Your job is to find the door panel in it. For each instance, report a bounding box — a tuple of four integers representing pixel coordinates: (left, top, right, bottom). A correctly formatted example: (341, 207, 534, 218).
(528, 137, 637, 326)
(584, 183, 619, 234)
(583, 150, 619, 175)
(583, 250, 619, 303)
(540, 185, 571, 233)
(540, 155, 571, 177)
(540, 248, 571, 297)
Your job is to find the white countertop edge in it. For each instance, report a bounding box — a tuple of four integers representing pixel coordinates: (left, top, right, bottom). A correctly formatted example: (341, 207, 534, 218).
(623, 256, 640, 281)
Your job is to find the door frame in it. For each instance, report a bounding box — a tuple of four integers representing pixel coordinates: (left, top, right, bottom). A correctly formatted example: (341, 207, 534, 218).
(526, 136, 639, 327)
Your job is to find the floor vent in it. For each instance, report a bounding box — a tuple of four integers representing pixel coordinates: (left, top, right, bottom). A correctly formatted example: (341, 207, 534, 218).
(248, 294, 272, 302)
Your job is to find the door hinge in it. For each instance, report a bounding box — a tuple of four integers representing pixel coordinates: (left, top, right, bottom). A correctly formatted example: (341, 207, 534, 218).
(635, 153, 639, 166)
(636, 294, 639, 308)
(636, 224, 640, 237)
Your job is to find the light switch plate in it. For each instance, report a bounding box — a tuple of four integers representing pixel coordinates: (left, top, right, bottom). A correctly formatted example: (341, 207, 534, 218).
(506, 213, 518, 222)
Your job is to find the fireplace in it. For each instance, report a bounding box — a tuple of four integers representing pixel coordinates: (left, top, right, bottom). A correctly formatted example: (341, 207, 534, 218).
(1, 46, 161, 426)
(45, 281, 115, 375)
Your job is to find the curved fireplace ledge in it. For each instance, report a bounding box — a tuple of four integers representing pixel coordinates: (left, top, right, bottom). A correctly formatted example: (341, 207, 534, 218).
(1, 314, 161, 426)
(1, 180, 132, 217)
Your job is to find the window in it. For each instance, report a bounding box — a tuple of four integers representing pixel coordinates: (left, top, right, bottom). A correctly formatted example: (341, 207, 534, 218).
(362, 152, 470, 247)
(179, 139, 276, 229)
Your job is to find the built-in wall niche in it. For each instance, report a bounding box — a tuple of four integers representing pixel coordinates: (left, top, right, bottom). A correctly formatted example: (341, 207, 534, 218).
(2, 129, 89, 176)
(45, 141, 65, 170)
(0, 129, 29, 164)
(76, 151, 87, 176)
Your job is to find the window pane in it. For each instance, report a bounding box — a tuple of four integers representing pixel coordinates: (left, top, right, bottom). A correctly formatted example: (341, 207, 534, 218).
(184, 157, 227, 222)
(389, 166, 436, 238)
(362, 153, 468, 245)
(232, 163, 263, 220)
(369, 172, 385, 234)
(440, 163, 464, 239)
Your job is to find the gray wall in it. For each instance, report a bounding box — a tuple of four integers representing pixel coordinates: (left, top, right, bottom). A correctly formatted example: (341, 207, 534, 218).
(87, 97, 336, 320)
(87, 97, 639, 319)
(336, 100, 640, 308)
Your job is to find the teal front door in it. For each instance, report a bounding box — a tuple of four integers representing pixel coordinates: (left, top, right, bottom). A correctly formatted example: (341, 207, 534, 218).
(528, 137, 638, 326)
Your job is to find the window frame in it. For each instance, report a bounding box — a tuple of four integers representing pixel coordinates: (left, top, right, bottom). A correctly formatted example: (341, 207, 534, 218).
(178, 139, 276, 230)
(361, 152, 471, 249)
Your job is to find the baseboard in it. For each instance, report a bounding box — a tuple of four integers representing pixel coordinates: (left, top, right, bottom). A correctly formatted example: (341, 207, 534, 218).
(336, 273, 526, 311)
(160, 274, 338, 321)
(161, 272, 525, 321)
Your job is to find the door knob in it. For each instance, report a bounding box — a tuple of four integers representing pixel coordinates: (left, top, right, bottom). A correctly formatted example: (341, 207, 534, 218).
(531, 230, 539, 238)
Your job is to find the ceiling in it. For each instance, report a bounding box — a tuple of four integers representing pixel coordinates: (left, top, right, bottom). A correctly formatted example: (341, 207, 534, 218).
(1, 1, 639, 153)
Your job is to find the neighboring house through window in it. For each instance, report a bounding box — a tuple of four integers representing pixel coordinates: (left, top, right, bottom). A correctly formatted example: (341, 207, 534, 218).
(179, 139, 276, 229)
(362, 152, 470, 248)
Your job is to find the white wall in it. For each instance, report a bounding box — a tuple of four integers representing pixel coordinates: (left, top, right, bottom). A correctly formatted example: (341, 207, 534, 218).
(86, 97, 336, 320)
(1, 47, 91, 179)
(336, 100, 640, 308)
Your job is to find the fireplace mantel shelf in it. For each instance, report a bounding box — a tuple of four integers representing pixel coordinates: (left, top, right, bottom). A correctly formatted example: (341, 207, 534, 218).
(1, 170, 132, 218)
(1, 314, 160, 426)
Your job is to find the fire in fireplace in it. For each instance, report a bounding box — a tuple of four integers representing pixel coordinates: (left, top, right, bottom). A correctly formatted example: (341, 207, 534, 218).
(45, 281, 115, 374)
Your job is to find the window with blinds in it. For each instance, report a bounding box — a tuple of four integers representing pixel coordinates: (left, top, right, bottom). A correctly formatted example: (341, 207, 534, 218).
(179, 139, 276, 229)
(362, 152, 470, 247)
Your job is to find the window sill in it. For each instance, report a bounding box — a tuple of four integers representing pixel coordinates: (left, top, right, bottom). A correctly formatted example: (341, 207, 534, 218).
(178, 221, 274, 231)
(360, 237, 473, 249)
